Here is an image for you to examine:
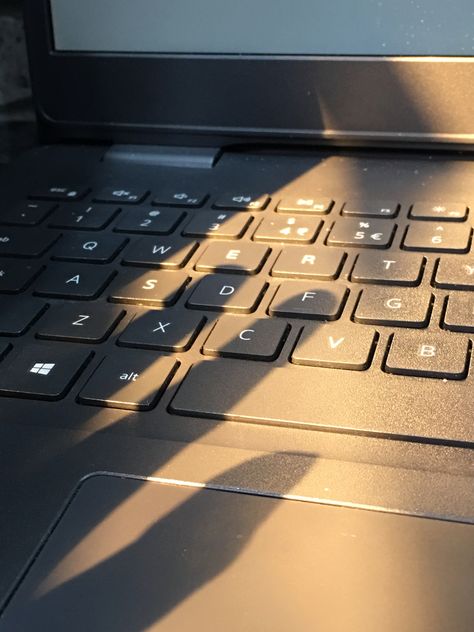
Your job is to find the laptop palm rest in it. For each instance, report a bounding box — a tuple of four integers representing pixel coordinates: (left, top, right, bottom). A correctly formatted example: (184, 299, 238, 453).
(1, 474, 473, 631)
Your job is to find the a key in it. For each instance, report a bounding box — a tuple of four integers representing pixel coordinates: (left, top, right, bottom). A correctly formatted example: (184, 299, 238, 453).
(183, 211, 251, 239)
(409, 202, 468, 222)
(109, 269, 188, 307)
(187, 275, 267, 313)
(49, 204, 119, 230)
(341, 200, 399, 219)
(118, 308, 205, 352)
(122, 236, 198, 269)
(0, 344, 93, 400)
(269, 281, 348, 320)
(114, 207, 185, 235)
(0, 297, 46, 335)
(276, 196, 333, 215)
(385, 332, 469, 379)
(443, 294, 474, 333)
(29, 185, 89, 201)
(271, 247, 345, 279)
(34, 264, 115, 299)
(0, 262, 42, 293)
(52, 233, 127, 263)
(93, 187, 148, 204)
(402, 223, 471, 252)
(253, 216, 321, 243)
(327, 219, 395, 248)
(78, 352, 178, 411)
(434, 257, 474, 290)
(203, 317, 289, 361)
(0, 201, 55, 226)
(152, 189, 208, 208)
(213, 193, 270, 211)
(195, 242, 270, 274)
(353, 288, 432, 327)
(36, 303, 125, 343)
(351, 253, 424, 286)
(292, 323, 377, 370)
(0, 228, 58, 258)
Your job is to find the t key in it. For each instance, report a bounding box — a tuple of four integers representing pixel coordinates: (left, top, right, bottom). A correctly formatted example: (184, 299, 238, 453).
(351, 253, 424, 286)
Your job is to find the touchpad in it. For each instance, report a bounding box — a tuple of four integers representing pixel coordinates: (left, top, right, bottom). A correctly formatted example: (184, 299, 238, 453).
(1, 474, 474, 631)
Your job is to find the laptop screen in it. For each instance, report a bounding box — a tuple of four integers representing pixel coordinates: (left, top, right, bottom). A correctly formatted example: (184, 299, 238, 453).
(50, 0, 473, 56)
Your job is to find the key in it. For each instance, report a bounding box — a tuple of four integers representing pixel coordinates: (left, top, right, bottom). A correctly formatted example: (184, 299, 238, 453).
(276, 196, 333, 215)
(327, 219, 395, 248)
(195, 242, 270, 274)
(183, 211, 251, 239)
(118, 308, 205, 351)
(403, 223, 471, 252)
(0, 228, 58, 258)
(351, 253, 424, 286)
(269, 281, 348, 320)
(203, 317, 289, 361)
(29, 185, 89, 201)
(341, 200, 399, 218)
(0, 297, 46, 335)
(292, 323, 377, 370)
(0, 262, 42, 293)
(109, 269, 188, 307)
(0, 201, 55, 226)
(443, 294, 474, 332)
(152, 189, 208, 208)
(253, 216, 321, 243)
(34, 264, 115, 299)
(354, 288, 432, 328)
(49, 204, 119, 230)
(385, 332, 469, 379)
(93, 187, 148, 204)
(213, 193, 270, 211)
(434, 257, 474, 290)
(0, 344, 93, 400)
(52, 233, 127, 263)
(122, 236, 198, 269)
(187, 275, 267, 313)
(0, 342, 10, 360)
(36, 303, 125, 343)
(114, 207, 185, 235)
(271, 247, 345, 279)
(78, 352, 178, 411)
(409, 202, 468, 222)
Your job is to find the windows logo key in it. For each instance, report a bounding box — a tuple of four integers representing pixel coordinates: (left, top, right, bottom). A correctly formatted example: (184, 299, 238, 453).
(29, 362, 56, 376)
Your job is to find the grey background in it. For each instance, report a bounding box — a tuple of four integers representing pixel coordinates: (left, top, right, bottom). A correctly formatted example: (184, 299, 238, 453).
(51, 0, 474, 56)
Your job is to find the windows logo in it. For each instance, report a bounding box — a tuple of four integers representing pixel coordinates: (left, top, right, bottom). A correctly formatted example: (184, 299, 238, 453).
(29, 362, 56, 376)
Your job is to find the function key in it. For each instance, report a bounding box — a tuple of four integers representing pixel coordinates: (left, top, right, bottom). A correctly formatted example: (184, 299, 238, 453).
(183, 211, 252, 239)
(277, 196, 333, 215)
(213, 193, 270, 211)
(0, 201, 56, 226)
(271, 247, 345, 280)
(49, 204, 120, 230)
(29, 186, 89, 201)
(253, 216, 321, 244)
(0, 344, 93, 401)
(152, 190, 208, 208)
(409, 202, 468, 222)
(351, 253, 424, 286)
(327, 219, 395, 249)
(93, 187, 148, 204)
(385, 332, 469, 380)
(402, 223, 471, 253)
(434, 257, 474, 290)
(114, 207, 185, 235)
(341, 200, 399, 219)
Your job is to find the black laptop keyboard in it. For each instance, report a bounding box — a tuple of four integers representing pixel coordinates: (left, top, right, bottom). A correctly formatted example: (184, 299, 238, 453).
(0, 185, 473, 434)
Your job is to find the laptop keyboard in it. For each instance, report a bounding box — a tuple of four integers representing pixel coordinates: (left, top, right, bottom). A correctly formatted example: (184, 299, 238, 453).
(0, 184, 473, 440)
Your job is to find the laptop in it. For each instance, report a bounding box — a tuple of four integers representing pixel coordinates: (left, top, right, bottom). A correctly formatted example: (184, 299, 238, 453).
(1, 1, 474, 629)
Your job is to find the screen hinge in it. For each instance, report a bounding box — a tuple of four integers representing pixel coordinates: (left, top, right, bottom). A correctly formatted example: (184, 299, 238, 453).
(102, 145, 222, 169)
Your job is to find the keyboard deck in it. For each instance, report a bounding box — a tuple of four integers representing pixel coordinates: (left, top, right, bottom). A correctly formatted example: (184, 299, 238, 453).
(2, 150, 474, 447)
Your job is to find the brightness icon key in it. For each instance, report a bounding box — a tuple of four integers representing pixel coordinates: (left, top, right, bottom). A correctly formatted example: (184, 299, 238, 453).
(0, 345, 93, 400)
